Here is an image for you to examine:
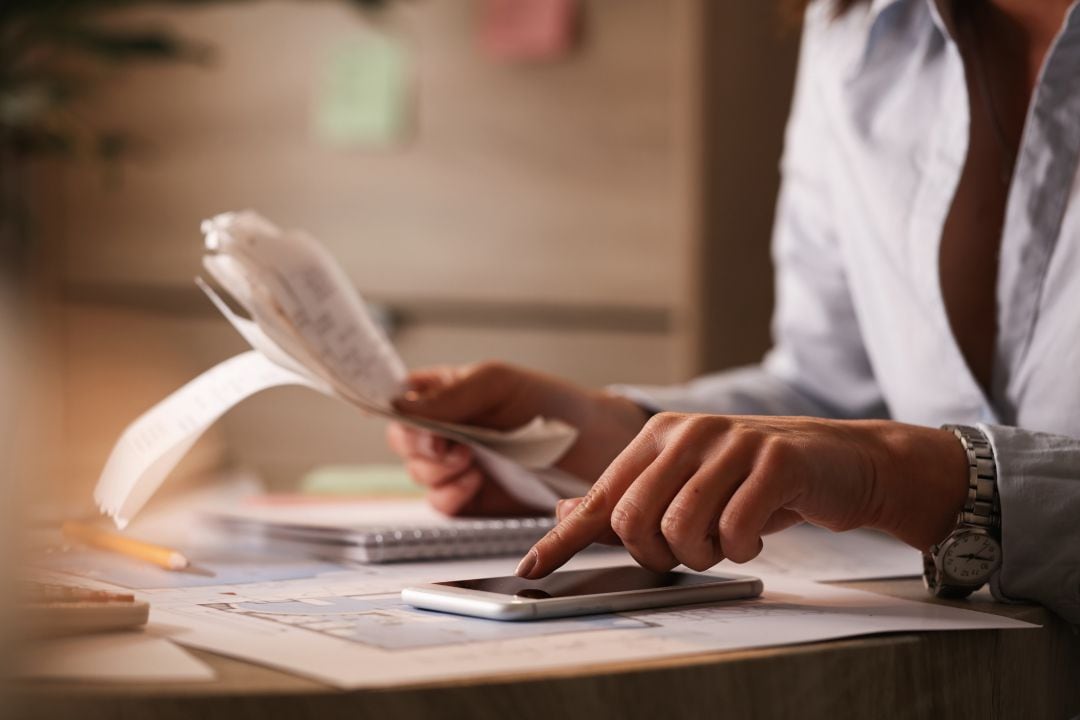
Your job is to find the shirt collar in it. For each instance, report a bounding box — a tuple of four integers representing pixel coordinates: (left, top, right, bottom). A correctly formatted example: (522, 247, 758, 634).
(867, 0, 905, 23)
(854, 0, 944, 77)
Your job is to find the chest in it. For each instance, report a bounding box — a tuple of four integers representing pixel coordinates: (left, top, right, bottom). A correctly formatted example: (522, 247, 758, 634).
(820, 29, 1080, 432)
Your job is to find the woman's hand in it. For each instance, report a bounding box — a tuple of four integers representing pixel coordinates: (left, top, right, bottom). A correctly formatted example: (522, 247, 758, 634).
(515, 413, 970, 578)
(387, 361, 649, 516)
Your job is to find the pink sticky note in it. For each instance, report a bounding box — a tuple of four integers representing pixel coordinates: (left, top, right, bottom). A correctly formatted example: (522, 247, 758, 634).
(479, 0, 579, 62)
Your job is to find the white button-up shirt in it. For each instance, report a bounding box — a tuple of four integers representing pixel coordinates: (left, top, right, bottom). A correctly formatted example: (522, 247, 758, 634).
(627, 0, 1080, 622)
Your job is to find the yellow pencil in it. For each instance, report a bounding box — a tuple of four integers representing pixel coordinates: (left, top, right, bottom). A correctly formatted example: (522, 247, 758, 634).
(62, 521, 192, 572)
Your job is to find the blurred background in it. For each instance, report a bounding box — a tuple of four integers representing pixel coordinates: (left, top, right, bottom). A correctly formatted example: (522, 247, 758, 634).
(3, 0, 799, 513)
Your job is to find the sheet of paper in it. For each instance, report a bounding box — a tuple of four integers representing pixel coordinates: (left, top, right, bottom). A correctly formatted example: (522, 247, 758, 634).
(728, 524, 923, 582)
(148, 566, 1037, 688)
(34, 546, 1035, 690)
(94, 351, 310, 528)
(19, 631, 215, 683)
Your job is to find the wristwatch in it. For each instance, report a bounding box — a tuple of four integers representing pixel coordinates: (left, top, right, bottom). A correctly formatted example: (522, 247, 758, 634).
(922, 424, 1002, 599)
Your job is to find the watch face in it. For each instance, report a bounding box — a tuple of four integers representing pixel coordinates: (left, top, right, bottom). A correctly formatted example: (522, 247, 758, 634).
(941, 531, 1002, 584)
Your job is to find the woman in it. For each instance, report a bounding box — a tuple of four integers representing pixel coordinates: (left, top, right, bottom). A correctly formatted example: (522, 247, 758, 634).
(388, 0, 1080, 622)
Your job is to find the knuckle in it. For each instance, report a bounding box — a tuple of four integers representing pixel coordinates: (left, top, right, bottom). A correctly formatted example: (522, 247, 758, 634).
(659, 505, 694, 547)
(669, 413, 730, 446)
(645, 411, 674, 428)
(758, 437, 795, 472)
(472, 359, 510, 382)
(609, 497, 649, 540)
(717, 510, 743, 543)
(734, 425, 767, 447)
(577, 483, 610, 517)
(639, 415, 666, 445)
(642, 412, 687, 437)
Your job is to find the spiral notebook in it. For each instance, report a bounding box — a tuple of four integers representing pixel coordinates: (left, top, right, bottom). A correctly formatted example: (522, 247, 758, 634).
(207, 498, 556, 564)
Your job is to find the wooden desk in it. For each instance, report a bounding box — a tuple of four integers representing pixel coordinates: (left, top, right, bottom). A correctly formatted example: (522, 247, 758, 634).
(13, 579, 1080, 720)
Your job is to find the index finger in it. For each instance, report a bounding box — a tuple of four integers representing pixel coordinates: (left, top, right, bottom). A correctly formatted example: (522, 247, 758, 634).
(515, 436, 659, 579)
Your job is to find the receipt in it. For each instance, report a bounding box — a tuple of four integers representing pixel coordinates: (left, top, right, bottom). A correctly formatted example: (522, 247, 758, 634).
(94, 212, 582, 527)
(201, 211, 406, 407)
(94, 352, 311, 528)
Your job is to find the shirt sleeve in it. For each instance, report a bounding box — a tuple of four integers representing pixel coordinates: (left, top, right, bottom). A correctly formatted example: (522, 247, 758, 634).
(618, 4, 886, 421)
(983, 424, 1080, 624)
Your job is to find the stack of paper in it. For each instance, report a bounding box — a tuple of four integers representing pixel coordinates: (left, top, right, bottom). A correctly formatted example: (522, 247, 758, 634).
(94, 212, 590, 528)
(31, 536, 1035, 690)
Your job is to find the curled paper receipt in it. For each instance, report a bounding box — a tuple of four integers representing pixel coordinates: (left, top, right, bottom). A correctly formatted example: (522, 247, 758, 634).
(94, 211, 587, 528)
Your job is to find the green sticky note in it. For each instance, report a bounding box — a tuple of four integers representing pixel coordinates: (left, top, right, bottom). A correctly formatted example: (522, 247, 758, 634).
(301, 464, 423, 497)
(315, 33, 411, 147)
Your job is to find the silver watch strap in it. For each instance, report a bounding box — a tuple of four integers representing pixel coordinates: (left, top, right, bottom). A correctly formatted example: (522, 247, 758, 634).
(923, 425, 1001, 598)
(943, 424, 1000, 534)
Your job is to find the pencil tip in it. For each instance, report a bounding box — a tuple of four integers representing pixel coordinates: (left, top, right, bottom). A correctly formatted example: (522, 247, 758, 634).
(180, 564, 216, 577)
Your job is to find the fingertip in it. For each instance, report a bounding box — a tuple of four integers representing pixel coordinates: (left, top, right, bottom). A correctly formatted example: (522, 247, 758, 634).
(515, 548, 538, 578)
(525, 520, 597, 579)
(446, 443, 472, 468)
(411, 432, 447, 461)
(722, 534, 764, 564)
(427, 471, 483, 516)
(385, 422, 409, 455)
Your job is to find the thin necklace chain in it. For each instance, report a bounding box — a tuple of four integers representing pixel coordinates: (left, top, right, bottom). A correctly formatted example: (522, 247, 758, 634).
(960, 4, 1017, 187)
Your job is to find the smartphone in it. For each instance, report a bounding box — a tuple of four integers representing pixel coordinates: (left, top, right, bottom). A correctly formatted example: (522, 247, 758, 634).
(401, 566, 763, 621)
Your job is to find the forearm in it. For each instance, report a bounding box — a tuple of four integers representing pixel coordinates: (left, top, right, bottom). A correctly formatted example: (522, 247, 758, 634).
(613, 363, 889, 421)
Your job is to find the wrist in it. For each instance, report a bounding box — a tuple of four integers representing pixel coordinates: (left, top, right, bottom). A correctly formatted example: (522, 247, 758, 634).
(585, 390, 649, 432)
(867, 421, 970, 551)
(556, 391, 651, 483)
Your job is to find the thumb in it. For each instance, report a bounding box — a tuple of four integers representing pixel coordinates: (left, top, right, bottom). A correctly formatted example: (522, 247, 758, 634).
(393, 361, 522, 426)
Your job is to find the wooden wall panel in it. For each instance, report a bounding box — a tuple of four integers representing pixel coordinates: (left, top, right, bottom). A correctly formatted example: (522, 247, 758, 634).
(58, 0, 691, 309)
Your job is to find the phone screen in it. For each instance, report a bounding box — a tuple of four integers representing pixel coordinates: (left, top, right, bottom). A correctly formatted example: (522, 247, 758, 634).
(437, 567, 737, 600)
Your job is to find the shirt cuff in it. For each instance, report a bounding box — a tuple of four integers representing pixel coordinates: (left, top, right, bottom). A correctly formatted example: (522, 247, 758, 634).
(980, 423, 1080, 623)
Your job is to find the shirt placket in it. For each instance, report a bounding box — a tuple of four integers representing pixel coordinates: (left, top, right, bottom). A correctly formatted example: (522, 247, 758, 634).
(907, 2, 992, 424)
(994, 3, 1080, 424)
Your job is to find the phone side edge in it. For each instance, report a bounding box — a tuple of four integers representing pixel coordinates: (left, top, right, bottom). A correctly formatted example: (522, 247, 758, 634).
(400, 585, 538, 621)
